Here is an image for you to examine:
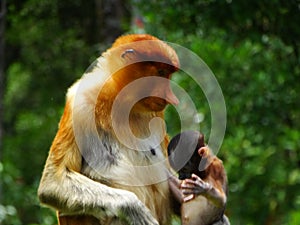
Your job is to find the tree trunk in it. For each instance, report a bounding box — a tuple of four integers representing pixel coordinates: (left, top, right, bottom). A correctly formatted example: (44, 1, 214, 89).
(94, 0, 130, 45)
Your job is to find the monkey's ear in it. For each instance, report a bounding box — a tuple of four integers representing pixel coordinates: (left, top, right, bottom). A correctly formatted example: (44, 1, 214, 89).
(198, 146, 215, 172)
(198, 147, 209, 158)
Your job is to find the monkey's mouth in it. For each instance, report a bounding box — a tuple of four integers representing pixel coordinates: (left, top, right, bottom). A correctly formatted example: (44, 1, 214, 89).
(153, 98, 168, 107)
(140, 97, 168, 111)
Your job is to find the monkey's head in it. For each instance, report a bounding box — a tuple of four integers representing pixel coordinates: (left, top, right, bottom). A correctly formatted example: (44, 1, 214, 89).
(168, 130, 207, 180)
(105, 34, 180, 112)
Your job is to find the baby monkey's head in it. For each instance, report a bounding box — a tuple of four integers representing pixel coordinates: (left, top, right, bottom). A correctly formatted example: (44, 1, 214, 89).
(168, 130, 209, 180)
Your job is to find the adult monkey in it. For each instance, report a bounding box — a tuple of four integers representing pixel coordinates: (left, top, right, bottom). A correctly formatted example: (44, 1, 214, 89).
(38, 34, 180, 225)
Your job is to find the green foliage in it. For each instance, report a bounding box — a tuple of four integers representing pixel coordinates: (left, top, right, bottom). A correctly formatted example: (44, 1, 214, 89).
(3, 0, 300, 224)
(166, 34, 300, 225)
(3, 0, 101, 224)
(200, 35, 300, 225)
(136, 1, 300, 224)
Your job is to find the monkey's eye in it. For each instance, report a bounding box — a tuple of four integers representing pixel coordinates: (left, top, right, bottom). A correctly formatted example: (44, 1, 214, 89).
(158, 69, 165, 76)
(121, 49, 135, 58)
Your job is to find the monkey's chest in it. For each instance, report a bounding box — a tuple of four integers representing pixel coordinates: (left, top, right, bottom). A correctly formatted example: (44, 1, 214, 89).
(82, 140, 168, 184)
(81, 141, 171, 224)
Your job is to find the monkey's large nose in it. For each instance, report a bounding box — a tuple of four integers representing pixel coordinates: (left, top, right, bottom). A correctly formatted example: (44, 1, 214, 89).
(165, 87, 179, 105)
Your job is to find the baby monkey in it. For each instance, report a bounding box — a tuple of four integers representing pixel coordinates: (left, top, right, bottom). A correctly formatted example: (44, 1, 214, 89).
(168, 130, 230, 225)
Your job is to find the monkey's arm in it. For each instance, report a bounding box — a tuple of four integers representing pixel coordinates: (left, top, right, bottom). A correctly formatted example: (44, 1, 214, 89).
(38, 103, 158, 225)
(38, 154, 158, 225)
(168, 173, 184, 204)
(181, 174, 226, 207)
(168, 172, 186, 217)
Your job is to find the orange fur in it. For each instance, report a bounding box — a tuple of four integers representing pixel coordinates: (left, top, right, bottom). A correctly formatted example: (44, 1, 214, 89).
(198, 148, 227, 207)
(38, 34, 180, 225)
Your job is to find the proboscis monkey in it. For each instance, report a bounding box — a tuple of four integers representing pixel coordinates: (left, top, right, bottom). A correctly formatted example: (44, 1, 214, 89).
(38, 34, 180, 225)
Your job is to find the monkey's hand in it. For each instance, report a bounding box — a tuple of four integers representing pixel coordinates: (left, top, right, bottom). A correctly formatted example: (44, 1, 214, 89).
(114, 190, 159, 225)
(180, 174, 212, 202)
(38, 169, 158, 225)
(181, 174, 226, 207)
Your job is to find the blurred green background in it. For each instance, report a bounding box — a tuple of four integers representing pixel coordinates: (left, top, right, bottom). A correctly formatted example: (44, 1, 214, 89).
(1, 0, 300, 224)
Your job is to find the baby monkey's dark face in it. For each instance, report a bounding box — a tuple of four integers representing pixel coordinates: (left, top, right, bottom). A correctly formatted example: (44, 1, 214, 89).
(168, 130, 207, 180)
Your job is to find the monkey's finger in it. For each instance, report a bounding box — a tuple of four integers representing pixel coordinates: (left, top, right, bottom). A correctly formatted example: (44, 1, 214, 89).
(191, 174, 204, 182)
(191, 176, 212, 190)
(180, 180, 197, 189)
(182, 178, 202, 186)
(181, 182, 200, 195)
(189, 175, 209, 188)
(182, 188, 197, 195)
(182, 179, 212, 195)
(183, 194, 195, 202)
(169, 174, 182, 187)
